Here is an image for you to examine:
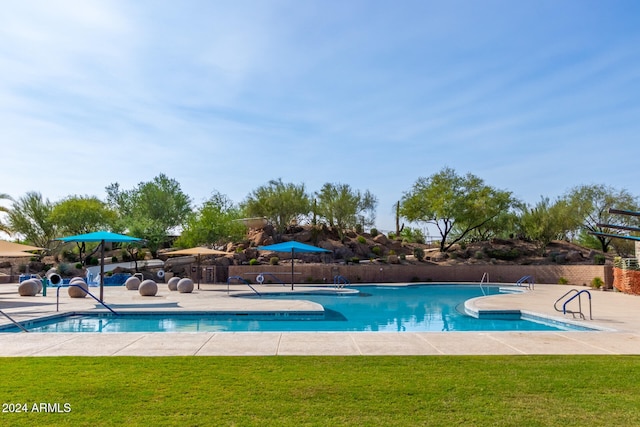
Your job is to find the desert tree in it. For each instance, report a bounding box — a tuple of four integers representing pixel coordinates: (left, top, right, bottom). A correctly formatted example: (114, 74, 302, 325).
(565, 184, 639, 253)
(6, 191, 57, 249)
(315, 183, 377, 238)
(241, 179, 311, 236)
(51, 195, 117, 264)
(177, 191, 247, 248)
(400, 167, 514, 252)
(106, 174, 192, 256)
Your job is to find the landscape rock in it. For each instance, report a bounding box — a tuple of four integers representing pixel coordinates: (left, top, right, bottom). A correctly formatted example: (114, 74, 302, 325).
(68, 280, 88, 298)
(177, 278, 194, 293)
(139, 280, 158, 296)
(125, 276, 141, 290)
(167, 276, 180, 291)
(18, 279, 40, 296)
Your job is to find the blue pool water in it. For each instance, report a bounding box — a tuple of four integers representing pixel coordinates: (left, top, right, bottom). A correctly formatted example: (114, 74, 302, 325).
(7, 285, 585, 333)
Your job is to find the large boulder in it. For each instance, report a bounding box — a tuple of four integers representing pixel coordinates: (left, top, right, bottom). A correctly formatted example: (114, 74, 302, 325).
(139, 280, 158, 296)
(18, 279, 40, 296)
(167, 276, 180, 291)
(177, 278, 194, 293)
(125, 276, 141, 290)
(373, 234, 390, 246)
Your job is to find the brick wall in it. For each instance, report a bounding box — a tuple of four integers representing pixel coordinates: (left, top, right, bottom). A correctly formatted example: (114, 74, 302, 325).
(229, 263, 613, 286)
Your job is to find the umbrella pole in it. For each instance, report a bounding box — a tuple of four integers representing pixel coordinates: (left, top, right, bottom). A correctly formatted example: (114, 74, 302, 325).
(99, 240, 105, 302)
(197, 255, 201, 290)
(291, 248, 294, 290)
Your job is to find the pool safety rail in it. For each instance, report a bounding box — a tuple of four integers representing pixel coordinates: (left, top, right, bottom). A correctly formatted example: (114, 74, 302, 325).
(515, 275, 535, 290)
(554, 289, 592, 320)
(479, 272, 489, 296)
(56, 284, 119, 315)
(0, 309, 29, 332)
(333, 275, 350, 287)
(254, 272, 286, 286)
(227, 276, 262, 296)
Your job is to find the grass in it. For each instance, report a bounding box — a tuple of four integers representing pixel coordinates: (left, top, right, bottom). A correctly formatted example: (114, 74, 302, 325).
(2, 356, 640, 426)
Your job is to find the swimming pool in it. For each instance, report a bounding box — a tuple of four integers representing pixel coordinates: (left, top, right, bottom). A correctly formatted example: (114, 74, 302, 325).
(4, 285, 590, 333)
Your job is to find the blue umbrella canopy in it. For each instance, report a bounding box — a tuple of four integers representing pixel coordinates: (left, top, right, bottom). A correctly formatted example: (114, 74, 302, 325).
(58, 231, 142, 243)
(57, 231, 142, 301)
(258, 241, 331, 289)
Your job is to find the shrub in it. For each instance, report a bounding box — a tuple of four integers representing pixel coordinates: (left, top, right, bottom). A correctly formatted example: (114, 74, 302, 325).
(249, 258, 259, 266)
(485, 248, 520, 261)
(413, 248, 424, 261)
(558, 277, 569, 285)
(89, 257, 100, 266)
(355, 223, 363, 233)
(475, 251, 484, 259)
(591, 277, 604, 289)
(387, 232, 396, 239)
(372, 246, 382, 256)
(399, 253, 406, 261)
(357, 236, 366, 244)
(370, 228, 379, 237)
(75, 263, 82, 269)
(350, 257, 360, 264)
(111, 256, 118, 263)
(269, 257, 279, 266)
(594, 254, 606, 265)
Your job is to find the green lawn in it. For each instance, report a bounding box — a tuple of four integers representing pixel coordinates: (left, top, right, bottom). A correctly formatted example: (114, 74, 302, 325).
(1, 356, 640, 426)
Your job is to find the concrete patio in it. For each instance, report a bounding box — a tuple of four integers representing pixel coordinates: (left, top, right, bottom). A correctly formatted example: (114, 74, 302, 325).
(2, 282, 640, 356)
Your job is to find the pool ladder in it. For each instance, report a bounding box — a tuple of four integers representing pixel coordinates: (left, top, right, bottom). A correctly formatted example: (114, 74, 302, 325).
(479, 272, 489, 296)
(554, 289, 592, 320)
(333, 275, 350, 288)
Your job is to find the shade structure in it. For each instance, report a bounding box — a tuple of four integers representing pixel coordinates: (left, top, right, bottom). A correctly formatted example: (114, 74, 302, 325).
(57, 231, 142, 302)
(258, 241, 331, 290)
(0, 250, 36, 257)
(0, 240, 44, 252)
(165, 247, 228, 288)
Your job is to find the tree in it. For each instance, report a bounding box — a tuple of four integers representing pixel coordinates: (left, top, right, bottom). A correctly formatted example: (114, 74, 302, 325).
(6, 192, 57, 249)
(315, 183, 378, 237)
(106, 174, 192, 256)
(565, 184, 639, 253)
(0, 193, 13, 235)
(241, 179, 311, 235)
(400, 167, 514, 252)
(176, 191, 247, 247)
(517, 196, 581, 254)
(51, 195, 117, 264)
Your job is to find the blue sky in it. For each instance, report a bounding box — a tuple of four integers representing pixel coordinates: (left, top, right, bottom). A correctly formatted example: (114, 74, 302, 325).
(1, 0, 639, 235)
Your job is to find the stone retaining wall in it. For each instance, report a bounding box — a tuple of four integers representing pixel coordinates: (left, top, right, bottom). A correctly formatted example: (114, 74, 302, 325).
(230, 264, 613, 287)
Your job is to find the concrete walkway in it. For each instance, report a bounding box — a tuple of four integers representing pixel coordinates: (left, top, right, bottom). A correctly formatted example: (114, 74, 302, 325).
(2, 282, 640, 356)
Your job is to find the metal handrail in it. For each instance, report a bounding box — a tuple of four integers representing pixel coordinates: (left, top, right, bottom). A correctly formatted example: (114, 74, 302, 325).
(259, 272, 286, 286)
(56, 284, 118, 315)
(479, 272, 489, 296)
(554, 289, 592, 320)
(515, 275, 535, 290)
(333, 275, 350, 288)
(0, 309, 29, 332)
(227, 276, 262, 296)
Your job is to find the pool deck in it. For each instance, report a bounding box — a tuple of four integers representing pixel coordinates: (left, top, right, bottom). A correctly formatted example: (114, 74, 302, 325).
(2, 282, 640, 356)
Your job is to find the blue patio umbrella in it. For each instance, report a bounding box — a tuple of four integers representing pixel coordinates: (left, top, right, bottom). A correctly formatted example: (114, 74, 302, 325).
(258, 241, 331, 290)
(57, 231, 143, 302)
